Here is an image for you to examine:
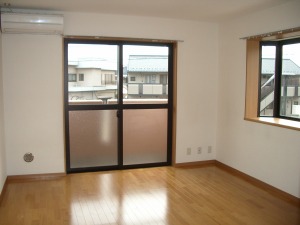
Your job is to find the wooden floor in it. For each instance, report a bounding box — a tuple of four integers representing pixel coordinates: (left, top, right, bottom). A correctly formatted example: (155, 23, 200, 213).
(0, 166, 299, 225)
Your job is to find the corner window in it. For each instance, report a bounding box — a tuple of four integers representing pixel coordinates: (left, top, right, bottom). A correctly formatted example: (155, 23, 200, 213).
(259, 38, 300, 121)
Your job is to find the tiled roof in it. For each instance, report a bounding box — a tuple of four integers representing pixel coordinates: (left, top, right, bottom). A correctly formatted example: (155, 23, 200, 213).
(127, 55, 168, 72)
(262, 58, 300, 75)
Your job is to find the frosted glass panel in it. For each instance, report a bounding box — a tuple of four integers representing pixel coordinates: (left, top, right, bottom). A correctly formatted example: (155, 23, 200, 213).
(69, 110, 118, 168)
(123, 109, 168, 165)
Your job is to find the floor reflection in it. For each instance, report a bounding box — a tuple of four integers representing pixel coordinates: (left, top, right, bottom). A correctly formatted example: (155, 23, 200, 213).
(69, 170, 168, 225)
(122, 190, 167, 224)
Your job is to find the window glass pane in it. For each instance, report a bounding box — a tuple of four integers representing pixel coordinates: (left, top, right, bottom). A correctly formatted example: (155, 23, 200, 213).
(280, 43, 300, 119)
(68, 44, 119, 105)
(123, 109, 168, 165)
(260, 45, 276, 116)
(69, 110, 118, 168)
(123, 45, 169, 104)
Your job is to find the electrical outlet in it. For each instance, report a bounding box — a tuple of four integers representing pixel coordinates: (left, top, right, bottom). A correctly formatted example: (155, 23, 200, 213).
(187, 147, 191, 155)
(197, 147, 202, 154)
(208, 146, 212, 153)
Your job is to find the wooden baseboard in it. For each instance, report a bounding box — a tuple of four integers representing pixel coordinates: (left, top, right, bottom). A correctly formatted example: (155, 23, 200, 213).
(215, 161, 300, 207)
(174, 160, 216, 168)
(7, 173, 66, 183)
(0, 177, 8, 204)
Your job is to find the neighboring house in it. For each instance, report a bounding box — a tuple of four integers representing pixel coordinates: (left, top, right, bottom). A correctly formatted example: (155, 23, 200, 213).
(68, 58, 117, 101)
(260, 58, 300, 116)
(127, 55, 168, 99)
(68, 55, 169, 101)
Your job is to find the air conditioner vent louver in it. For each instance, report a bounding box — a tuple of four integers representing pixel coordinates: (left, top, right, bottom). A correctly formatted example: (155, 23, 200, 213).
(1, 10, 64, 35)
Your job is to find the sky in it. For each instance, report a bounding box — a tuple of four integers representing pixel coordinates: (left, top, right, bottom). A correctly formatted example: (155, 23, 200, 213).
(282, 43, 300, 66)
(262, 43, 300, 66)
(68, 44, 169, 66)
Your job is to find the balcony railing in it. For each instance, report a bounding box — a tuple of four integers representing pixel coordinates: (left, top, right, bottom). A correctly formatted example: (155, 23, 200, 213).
(127, 84, 168, 95)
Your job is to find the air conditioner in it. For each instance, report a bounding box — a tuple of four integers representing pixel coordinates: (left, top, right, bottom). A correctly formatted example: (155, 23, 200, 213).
(1, 9, 64, 35)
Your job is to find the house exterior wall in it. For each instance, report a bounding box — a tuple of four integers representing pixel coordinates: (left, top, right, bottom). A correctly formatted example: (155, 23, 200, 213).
(128, 73, 167, 84)
(67, 66, 117, 100)
(127, 72, 168, 97)
(76, 68, 102, 86)
(68, 67, 117, 87)
(68, 67, 102, 87)
(217, 0, 300, 198)
(128, 73, 147, 83)
(68, 66, 77, 74)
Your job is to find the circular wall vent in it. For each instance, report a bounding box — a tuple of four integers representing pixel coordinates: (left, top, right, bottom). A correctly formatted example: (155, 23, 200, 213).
(23, 153, 34, 162)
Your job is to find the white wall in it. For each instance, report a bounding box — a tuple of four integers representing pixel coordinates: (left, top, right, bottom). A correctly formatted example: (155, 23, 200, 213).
(217, 0, 300, 198)
(3, 35, 64, 175)
(0, 33, 7, 194)
(2, 13, 218, 175)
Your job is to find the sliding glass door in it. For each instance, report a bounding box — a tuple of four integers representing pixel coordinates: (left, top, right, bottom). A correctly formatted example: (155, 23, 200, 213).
(64, 39, 173, 173)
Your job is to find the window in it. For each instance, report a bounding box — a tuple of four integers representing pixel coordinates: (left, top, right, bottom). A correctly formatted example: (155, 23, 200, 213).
(79, 73, 84, 81)
(244, 28, 300, 130)
(64, 38, 177, 172)
(259, 38, 300, 121)
(68, 74, 76, 82)
(145, 75, 157, 84)
(103, 74, 116, 85)
(130, 76, 136, 82)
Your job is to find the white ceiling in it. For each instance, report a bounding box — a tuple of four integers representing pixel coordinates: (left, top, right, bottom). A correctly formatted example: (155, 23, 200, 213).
(0, 0, 293, 22)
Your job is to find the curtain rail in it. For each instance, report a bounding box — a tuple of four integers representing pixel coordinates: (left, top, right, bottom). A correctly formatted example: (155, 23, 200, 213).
(64, 35, 184, 43)
(240, 26, 300, 40)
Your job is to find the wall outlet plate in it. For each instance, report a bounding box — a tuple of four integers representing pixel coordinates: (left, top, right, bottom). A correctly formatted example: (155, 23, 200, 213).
(208, 146, 212, 153)
(187, 147, 192, 155)
(197, 147, 202, 154)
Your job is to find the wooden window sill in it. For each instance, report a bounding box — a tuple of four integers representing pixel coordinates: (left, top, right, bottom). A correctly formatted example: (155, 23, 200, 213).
(245, 117, 300, 131)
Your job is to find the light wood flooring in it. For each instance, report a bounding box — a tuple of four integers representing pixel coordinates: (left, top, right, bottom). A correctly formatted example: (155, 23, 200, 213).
(0, 166, 299, 225)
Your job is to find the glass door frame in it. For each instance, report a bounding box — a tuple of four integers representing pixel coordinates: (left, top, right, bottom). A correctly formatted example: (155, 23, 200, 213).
(64, 38, 174, 173)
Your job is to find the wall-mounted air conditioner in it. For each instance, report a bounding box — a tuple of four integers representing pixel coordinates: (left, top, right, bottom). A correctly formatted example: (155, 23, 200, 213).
(0, 9, 64, 35)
